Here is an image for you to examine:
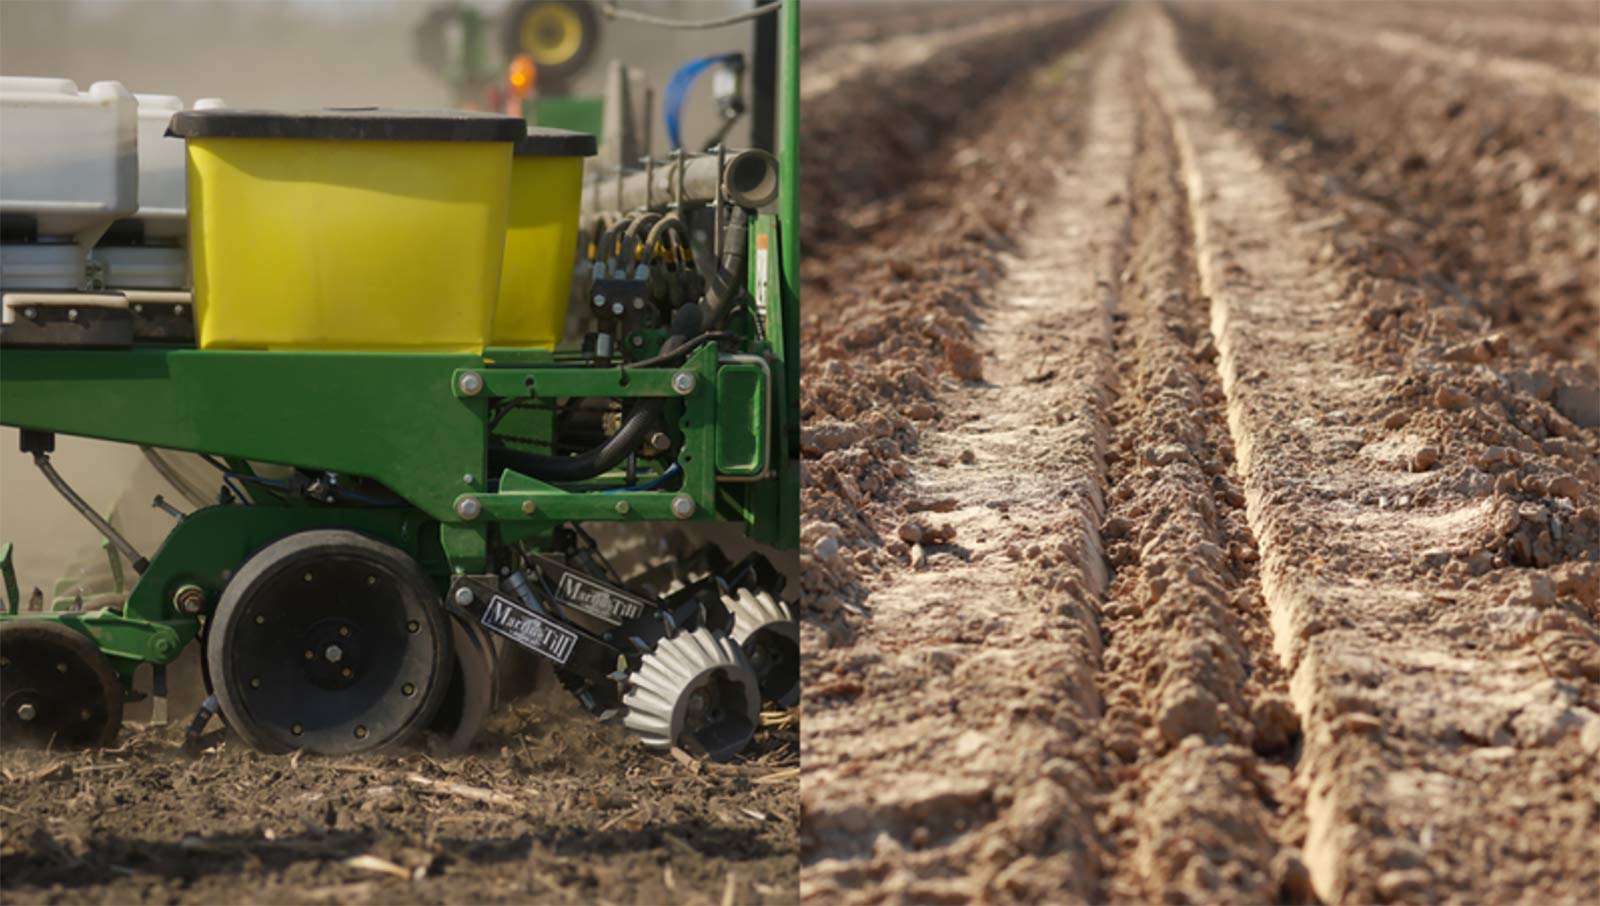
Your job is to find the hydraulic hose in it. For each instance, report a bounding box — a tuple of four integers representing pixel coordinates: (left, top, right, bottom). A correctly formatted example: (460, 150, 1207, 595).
(490, 306, 704, 483)
(491, 208, 751, 485)
(700, 207, 749, 330)
(34, 453, 149, 573)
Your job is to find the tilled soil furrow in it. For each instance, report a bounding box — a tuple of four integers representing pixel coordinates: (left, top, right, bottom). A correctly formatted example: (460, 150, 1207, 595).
(801, 5, 1073, 102)
(800, 4, 1108, 251)
(802, 31, 1138, 903)
(1089, 52, 1305, 905)
(1171, 3, 1600, 369)
(1146, 9, 1600, 902)
(1288, 2, 1600, 78)
(1255, 3, 1600, 102)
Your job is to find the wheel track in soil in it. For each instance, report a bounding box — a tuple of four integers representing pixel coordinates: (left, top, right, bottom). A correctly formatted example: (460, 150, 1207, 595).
(1090, 46, 1304, 905)
(802, 32, 1127, 903)
(1146, 8, 1600, 902)
(806, 11, 1314, 903)
(803, 4, 1599, 903)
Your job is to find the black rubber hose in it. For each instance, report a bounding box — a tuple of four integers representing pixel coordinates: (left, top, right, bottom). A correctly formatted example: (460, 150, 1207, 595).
(700, 207, 749, 330)
(489, 306, 703, 483)
(490, 208, 750, 484)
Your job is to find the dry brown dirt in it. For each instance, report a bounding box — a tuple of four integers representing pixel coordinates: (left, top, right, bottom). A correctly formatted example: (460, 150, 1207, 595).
(0, 687, 798, 904)
(800, 2, 1598, 903)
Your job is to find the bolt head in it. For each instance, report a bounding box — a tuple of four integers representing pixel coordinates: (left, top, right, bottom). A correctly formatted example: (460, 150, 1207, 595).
(66, 309, 79, 321)
(16, 703, 37, 721)
(520, 499, 536, 515)
(610, 301, 625, 316)
(456, 496, 482, 520)
(463, 473, 476, 486)
(671, 372, 697, 395)
(671, 494, 696, 519)
(173, 584, 206, 615)
(324, 645, 343, 663)
(614, 500, 631, 515)
(457, 371, 484, 396)
(453, 586, 475, 606)
(592, 294, 606, 308)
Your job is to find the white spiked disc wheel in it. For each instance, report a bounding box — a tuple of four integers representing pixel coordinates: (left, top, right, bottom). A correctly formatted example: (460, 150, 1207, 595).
(726, 588, 800, 708)
(622, 627, 760, 762)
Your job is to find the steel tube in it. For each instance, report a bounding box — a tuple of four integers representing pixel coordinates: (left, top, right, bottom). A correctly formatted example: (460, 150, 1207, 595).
(581, 148, 779, 216)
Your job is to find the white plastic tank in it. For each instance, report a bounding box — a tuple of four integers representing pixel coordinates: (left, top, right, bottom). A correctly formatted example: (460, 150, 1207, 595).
(92, 93, 221, 290)
(0, 77, 138, 246)
(130, 93, 186, 240)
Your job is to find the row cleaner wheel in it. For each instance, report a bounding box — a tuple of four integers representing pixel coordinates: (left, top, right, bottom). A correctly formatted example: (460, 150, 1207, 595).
(725, 588, 800, 708)
(622, 626, 760, 762)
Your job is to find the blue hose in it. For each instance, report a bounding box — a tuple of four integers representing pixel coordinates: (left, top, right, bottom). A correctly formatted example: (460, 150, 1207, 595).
(664, 54, 740, 150)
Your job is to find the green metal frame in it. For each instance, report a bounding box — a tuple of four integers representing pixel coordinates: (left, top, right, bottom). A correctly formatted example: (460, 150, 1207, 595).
(0, 1, 803, 690)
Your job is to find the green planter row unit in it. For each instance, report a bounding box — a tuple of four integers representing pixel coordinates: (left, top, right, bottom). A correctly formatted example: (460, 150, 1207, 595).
(0, 1, 802, 761)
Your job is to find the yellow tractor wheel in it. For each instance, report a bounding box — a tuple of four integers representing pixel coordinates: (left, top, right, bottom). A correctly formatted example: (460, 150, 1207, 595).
(504, 0, 600, 87)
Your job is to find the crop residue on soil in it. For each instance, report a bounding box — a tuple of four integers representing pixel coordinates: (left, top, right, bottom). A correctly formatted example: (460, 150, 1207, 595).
(1, 693, 798, 904)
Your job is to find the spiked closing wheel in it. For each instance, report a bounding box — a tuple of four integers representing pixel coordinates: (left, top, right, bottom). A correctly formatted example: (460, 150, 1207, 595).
(0, 620, 123, 749)
(726, 588, 799, 708)
(622, 627, 759, 763)
(207, 530, 452, 755)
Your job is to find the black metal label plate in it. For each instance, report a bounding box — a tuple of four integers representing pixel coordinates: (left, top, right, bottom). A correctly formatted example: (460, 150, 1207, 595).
(479, 594, 578, 665)
(532, 556, 651, 625)
(555, 572, 647, 623)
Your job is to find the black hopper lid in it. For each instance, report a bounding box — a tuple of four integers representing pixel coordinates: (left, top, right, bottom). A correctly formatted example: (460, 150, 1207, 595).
(167, 107, 528, 142)
(515, 127, 597, 158)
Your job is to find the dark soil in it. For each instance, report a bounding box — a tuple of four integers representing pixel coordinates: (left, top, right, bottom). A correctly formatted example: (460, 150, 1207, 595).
(1, 685, 798, 903)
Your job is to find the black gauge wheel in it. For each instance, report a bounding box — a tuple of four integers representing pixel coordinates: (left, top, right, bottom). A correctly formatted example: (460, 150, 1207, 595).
(0, 620, 124, 748)
(207, 530, 452, 755)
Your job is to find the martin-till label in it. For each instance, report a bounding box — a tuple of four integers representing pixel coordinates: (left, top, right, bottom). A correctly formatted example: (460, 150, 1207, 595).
(480, 594, 578, 664)
(556, 572, 647, 623)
